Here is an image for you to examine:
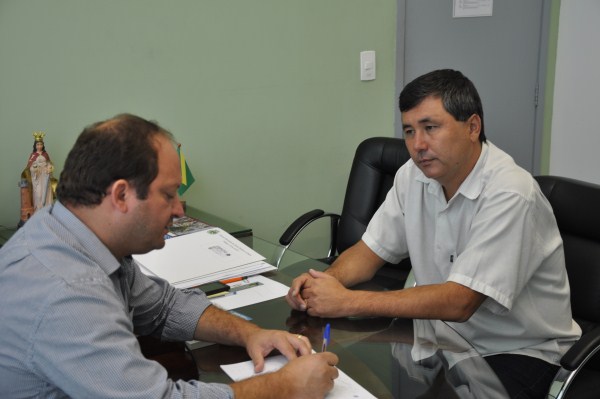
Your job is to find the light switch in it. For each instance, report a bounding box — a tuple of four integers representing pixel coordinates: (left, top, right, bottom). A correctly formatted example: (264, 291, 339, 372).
(360, 51, 376, 81)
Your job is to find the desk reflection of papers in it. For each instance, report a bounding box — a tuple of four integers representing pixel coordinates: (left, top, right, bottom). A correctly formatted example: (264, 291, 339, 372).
(221, 353, 376, 399)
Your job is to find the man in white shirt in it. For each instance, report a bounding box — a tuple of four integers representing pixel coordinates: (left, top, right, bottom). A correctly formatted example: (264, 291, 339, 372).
(286, 69, 581, 398)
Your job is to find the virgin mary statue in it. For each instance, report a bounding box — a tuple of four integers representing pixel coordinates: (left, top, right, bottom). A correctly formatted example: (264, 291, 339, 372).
(20, 132, 56, 222)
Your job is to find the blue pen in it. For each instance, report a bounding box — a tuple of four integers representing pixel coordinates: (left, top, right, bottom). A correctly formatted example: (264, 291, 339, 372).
(321, 323, 331, 352)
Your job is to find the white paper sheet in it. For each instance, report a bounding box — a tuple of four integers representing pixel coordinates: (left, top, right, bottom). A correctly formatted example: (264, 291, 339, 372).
(210, 275, 289, 310)
(221, 354, 376, 399)
(170, 261, 276, 288)
(453, 0, 493, 18)
(134, 228, 275, 288)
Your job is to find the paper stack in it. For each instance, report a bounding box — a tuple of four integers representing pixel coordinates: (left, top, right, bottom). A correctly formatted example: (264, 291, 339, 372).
(134, 227, 275, 288)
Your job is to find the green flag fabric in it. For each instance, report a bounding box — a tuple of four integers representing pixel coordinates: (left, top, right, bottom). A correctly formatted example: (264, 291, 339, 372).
(177, 144, 195, 196)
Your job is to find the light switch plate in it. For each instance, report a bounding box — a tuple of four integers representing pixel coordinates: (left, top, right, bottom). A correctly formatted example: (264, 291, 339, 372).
(360, 51, 376, 81)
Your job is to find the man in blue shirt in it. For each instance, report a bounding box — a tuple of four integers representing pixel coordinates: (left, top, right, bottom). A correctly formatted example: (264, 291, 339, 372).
(0, 114, 338, 398)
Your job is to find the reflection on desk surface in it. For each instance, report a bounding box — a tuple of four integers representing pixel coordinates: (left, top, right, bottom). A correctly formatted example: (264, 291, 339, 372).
(143, 299, 507, 397)
(184, 312, 508, 398)
(140, 235, 508, 398)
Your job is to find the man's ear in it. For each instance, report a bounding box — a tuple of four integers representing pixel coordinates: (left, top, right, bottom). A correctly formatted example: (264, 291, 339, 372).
(468, 114, 482, 141)
(107, 179, 132, 213)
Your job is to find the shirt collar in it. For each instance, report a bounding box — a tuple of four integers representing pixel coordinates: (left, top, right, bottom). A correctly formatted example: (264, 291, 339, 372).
(49, 201, 121, 276)
(456, 141, 489, 200)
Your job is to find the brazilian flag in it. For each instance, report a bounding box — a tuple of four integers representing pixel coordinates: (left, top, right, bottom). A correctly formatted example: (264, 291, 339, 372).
(177, 144, 195, 196)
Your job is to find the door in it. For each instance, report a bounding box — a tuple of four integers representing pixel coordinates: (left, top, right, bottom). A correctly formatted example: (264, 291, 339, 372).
(395, 0, 548, 173)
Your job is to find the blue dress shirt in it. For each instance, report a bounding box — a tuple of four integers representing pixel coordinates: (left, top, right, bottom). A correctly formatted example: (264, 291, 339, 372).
(0, 202, 233, 398)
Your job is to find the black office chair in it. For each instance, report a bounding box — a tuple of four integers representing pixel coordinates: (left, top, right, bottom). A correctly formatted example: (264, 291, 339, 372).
(534, 176, 600, 399)
(275, 136, 413, 288)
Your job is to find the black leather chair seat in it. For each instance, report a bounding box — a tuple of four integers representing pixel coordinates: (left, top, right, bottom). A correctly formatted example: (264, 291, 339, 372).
(535, 176, 600, 399)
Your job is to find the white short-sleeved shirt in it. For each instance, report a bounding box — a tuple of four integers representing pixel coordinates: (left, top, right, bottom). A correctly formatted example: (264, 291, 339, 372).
(363, 141, 581, 364)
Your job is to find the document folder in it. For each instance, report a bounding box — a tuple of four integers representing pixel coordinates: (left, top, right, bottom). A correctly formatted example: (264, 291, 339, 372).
(133, 227, 275, 288)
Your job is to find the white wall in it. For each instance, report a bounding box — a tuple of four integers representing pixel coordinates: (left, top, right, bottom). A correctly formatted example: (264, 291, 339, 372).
(550, 1, 600, 184)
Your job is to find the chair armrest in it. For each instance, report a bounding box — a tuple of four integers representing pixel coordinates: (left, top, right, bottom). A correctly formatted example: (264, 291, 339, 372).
(279, 209, 341, 252)
(279, 209, 326, 245)
(273, 209, 341, 269)
(547, 327, 600, 398)
(561, 326, 600, 371)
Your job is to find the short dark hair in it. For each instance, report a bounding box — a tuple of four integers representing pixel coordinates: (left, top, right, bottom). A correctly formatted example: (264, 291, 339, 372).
(32, 141, 46, 152)
(399, 69, 486, 142)
(57, 114, 175, 206)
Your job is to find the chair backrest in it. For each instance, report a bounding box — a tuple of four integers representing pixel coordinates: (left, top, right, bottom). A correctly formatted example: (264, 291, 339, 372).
(336, 137, 412, 255)
(535, 175, 600, 333)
